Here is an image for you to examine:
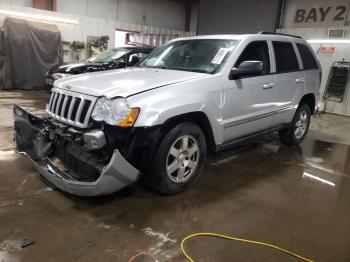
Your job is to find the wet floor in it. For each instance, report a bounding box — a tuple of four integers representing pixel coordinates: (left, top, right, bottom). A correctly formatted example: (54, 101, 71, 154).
(1, 91, 350, 262)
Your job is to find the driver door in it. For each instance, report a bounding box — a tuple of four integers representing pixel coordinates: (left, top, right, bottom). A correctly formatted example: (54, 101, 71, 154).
(222, 40, 276, 142)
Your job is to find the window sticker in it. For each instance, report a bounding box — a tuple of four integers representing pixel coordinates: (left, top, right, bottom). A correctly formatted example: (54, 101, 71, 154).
(211, 48, 230, 64)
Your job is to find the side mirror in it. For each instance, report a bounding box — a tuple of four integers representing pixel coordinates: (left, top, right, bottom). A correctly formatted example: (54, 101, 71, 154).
(115, 60, 127, 68)
(129, 56, 140, 66)
(229, 61, 263, 80)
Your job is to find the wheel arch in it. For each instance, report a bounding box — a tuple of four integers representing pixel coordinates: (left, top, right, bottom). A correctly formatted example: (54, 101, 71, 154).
(160, 111, 216, 153)
(299, 93, 315, 115)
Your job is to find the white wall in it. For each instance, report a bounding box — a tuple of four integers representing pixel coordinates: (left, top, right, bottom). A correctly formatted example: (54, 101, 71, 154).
(1, 0, 197, 31)
(56, 0, 118, 21)
(0, 3, 195, 62)
(281, 0, 349, 28)
(0, 0, 31, 6)
(113, 0, 186, 30)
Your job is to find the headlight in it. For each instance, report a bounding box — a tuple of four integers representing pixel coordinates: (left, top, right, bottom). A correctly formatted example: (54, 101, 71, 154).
(52, 73, 70, 80)
(91, 97, 139, 127)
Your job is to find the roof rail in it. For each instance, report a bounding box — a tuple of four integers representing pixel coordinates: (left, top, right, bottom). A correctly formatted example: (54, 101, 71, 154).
(258, 31, 302, 39)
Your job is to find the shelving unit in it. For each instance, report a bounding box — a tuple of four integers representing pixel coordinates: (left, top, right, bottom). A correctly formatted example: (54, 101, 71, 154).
(324, 61, 350, 102)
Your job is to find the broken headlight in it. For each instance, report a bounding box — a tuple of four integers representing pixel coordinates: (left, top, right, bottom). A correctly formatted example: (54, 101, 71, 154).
(91, 97, 139, 127)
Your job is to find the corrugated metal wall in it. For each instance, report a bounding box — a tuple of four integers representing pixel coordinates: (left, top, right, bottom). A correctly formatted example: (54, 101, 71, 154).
(0, 4, 195, 62)
(197, 0, 281, 34)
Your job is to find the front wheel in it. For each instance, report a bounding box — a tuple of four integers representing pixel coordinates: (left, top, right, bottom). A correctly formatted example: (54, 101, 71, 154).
(279, 103, 311, 146)
(145, 122, 207, 195)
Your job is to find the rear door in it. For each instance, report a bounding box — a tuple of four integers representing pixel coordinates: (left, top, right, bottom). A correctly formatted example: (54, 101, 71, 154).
(272, 41, 305, 126)
(295, 42, 321, 101)
(222, 40, 276, 142)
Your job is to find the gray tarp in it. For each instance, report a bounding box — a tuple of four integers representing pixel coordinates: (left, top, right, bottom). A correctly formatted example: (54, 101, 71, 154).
(0, 17, 62, 90)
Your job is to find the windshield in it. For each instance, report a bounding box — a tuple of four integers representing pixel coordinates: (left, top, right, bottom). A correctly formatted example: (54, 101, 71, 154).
(88, 49, 128, 63)
(140, 39, 237, 74)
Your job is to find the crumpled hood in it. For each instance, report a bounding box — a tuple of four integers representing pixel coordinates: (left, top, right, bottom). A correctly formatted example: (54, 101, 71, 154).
(54, 67, 207, 98)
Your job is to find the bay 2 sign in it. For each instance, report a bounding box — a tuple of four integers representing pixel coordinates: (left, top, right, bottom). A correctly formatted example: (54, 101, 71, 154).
(285, 0, 349, 28)
(295, 6, 347, 24)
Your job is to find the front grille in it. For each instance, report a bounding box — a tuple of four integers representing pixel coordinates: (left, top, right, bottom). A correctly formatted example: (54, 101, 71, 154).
(47, 88, 97, 128)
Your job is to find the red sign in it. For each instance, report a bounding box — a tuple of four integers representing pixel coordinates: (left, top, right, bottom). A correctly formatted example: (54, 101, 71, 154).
(320, 47, 335, 53)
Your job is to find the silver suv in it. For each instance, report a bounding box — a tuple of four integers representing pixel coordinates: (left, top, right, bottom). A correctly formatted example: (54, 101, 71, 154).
(13, 32, 321, 196)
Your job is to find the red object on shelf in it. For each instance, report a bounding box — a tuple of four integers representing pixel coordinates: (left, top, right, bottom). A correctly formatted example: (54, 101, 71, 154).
(33, 0, 56, 11)
(320, 47, 335, 53)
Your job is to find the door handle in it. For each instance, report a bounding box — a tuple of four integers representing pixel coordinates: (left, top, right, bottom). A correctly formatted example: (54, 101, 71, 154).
(262, 82, 275, 89)
(295, 78, 305, 83)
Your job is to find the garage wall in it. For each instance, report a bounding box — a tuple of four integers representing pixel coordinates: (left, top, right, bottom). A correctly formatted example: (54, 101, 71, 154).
(0, 3, 195, 62)
(278, 0, 350, 116)
(197, 0, 281, 34)
(0, 0, 32, 7)
(1, 0, 193, 31)
(281, 0, 349, 29)
(58, 0, 187, 31)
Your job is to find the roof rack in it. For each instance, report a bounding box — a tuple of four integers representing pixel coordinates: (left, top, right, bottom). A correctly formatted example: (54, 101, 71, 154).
(258, 31, 302, 39)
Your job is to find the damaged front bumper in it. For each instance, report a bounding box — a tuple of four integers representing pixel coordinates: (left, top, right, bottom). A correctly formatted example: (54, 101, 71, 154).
(13, 105, 140, 196)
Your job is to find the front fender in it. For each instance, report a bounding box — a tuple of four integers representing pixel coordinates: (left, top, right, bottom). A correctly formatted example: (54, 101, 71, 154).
(126, 76, 224, 145)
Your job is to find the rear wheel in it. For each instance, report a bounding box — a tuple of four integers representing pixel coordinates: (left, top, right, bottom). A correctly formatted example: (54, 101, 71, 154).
(145, 122, 207, 195)
(279, 103, 311, 146)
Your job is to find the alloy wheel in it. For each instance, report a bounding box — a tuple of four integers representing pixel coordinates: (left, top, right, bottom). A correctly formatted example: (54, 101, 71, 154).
(295, 110, 309, 139)
(166, 135, 200, 183)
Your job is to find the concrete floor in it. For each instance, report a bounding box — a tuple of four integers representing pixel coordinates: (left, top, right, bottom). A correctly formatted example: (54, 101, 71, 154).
(1, 90, 350, 262)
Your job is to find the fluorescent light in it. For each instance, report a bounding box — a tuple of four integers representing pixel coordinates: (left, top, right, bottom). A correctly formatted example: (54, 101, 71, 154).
(303, 172, 335, 187)
(307, 39, 350, 44)
(0, 9, 78, 25)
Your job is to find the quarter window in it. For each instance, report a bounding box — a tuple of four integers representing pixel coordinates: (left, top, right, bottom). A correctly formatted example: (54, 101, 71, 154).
(296, 43, 318, 70)
(273, 41, 299, 73)
(235, 41, 270, 75)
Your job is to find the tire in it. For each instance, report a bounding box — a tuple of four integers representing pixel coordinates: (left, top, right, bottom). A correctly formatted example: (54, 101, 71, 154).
(145, 122, 207, 195)
(279, 103, 311, 146)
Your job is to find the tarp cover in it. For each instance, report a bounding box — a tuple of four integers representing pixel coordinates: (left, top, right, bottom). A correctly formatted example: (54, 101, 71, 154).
(0, 17, 62, 90)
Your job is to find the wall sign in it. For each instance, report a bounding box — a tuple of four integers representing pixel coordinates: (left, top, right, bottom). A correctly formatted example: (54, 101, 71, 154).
(320, 47, 336, 53)
(282, 0, 349, 28)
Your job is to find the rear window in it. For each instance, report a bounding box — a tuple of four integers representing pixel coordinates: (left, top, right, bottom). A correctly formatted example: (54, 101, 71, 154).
(273, 41, 299, 73)
(296, 43, 319, 70)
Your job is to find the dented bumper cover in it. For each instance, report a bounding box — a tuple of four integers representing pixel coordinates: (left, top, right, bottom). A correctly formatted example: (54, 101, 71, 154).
(13, 105, 140, 196)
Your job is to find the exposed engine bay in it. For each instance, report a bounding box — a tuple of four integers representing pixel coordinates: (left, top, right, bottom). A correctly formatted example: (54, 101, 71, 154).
(13, 105, 159, 196)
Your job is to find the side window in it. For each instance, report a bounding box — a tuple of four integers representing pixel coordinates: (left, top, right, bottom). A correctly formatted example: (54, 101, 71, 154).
(272, 41, 299, 73)
(296, 43, 318, 70)
(235, 41, 270, 75)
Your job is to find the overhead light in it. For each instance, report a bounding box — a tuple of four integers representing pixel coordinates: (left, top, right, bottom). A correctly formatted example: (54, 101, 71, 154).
(0, 9, 78, 25)
(303, 172, 335, 187)
(307, 39, 350, 44)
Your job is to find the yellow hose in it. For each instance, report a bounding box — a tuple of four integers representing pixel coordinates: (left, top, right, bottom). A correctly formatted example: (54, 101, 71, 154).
(181, 232, 314, 262)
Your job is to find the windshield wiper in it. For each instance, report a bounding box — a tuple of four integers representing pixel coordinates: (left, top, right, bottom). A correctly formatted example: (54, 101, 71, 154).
(142, 65, 171, 70)
(143, 65, 209, 73)
(164, 66, 209, 74)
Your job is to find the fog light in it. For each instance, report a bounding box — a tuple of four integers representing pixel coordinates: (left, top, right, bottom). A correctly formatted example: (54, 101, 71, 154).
(83, 130, 106, 150)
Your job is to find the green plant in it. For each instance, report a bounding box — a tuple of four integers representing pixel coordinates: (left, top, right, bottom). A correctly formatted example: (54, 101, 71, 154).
(71, 41, 85, 50)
